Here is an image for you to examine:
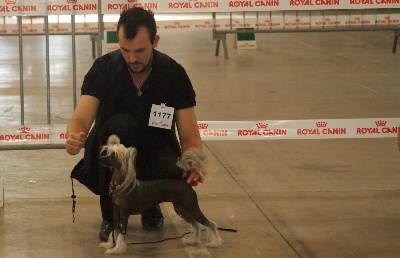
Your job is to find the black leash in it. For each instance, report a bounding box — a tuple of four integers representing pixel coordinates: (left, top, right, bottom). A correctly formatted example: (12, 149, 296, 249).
(127, 227, 237, 245)
(71, 178, 76, 223)
(70, 179, 237, 240)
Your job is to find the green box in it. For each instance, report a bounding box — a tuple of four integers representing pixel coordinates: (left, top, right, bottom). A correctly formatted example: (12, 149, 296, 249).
(236, 28, 255, 41)
(107, 31, 118, 44)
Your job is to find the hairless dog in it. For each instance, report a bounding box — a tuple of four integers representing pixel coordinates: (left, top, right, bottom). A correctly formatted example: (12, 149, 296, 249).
(98, 135, 223, 255)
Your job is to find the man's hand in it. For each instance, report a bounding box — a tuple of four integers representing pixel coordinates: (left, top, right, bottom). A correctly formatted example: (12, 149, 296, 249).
(182, 163, 205, 186)
(66, 132, 86, 155)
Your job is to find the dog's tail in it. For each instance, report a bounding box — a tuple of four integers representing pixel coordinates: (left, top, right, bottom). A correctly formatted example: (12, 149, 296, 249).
(176, 148, 211, 178)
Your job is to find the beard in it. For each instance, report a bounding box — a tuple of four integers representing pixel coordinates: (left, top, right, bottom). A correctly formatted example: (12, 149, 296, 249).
(127, 52, 153, 74)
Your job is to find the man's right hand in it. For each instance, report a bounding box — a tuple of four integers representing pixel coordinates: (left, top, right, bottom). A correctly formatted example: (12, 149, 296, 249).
(66, 132, 86, 155)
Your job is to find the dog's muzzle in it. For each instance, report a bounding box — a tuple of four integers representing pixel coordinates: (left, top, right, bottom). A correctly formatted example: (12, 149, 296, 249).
(98, 151, 122, 170)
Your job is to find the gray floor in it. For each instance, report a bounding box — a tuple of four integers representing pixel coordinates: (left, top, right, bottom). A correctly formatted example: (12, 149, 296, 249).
(1, 28, 400, 257)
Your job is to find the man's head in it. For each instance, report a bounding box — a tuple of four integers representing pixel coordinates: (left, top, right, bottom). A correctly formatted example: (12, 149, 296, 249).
(117, 7, 157, 44)
(117, 7, 159, 74)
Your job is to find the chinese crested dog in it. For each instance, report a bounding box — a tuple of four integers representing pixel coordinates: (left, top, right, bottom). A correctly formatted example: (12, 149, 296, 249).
(98, 135, 223, 254)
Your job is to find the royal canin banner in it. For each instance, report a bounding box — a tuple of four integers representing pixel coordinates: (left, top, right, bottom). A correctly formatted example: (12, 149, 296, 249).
(1, 12, 399, 34)
(1, 0, 400, 16)
(0, 118, 399, 146)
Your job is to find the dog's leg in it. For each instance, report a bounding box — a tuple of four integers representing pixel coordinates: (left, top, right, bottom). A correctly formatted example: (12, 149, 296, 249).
(105, 232, 127, 255)
(174, 191, 223, 248)
(174, 203, 202, 245)
(182, 221, 202, 245)
(104, 212, 129, 255)
(204, 220, 223, 247)
(99, 231, 114, 249)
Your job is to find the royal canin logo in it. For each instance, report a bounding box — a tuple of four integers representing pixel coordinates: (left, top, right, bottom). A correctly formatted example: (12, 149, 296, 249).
(198, 123, 227, 137)
(316, 121, 327, 127)
(0, 126, 50, 142)
(18, 126, 30, 133)
(298, 121, 346, 136)
(357, 120, 398, 135)
(256, 122, 268, 129)
(375, 120, 387, 127)
(238, 123, 286, 137)
(5, 0, 16, 5)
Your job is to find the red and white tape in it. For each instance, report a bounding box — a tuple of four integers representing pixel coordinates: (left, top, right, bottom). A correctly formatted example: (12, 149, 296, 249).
(0, 118, 398, 146)
(0, 0, 400, 16)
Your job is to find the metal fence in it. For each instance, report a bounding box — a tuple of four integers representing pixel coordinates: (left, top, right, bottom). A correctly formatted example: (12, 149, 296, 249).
(0, 9, 399, 150)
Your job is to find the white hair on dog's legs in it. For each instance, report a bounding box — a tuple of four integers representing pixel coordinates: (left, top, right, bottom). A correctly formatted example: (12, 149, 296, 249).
(105, 233, 127, 254)
(205, 221, 223, 247)
(99, 232, 114, 249)
(182, 222, 202, 245)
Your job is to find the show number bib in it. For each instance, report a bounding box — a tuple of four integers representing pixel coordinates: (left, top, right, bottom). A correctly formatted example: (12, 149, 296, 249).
(148, 103, 175, 129)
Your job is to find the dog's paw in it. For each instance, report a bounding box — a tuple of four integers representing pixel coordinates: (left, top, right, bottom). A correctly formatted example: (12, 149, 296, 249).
(105, 245, 127, 255)
(104, 233, 127, 254)
(182, 236, 201, 245)
(99, 241, 114, 249)
(205, 239, 223, 248)
(205, 234, 223, 248)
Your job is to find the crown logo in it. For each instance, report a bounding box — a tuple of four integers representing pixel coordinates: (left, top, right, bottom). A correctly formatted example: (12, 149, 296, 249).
(198, 123, 209, 129)
(18, 126, 30, 133)
(375, 120, 387, 127)
(256, 122, 268, 129)
(127, 0, 138, 2)
(67, 0, 77, 3)
(6, 0, 17, 4)
(316, 121, 327, 127)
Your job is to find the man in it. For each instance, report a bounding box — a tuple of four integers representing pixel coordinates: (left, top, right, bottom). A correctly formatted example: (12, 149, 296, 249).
(66, 7, 204, 241)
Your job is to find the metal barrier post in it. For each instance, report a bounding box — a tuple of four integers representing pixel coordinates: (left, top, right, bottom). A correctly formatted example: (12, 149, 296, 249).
(97, 0, 103, 58)
(393, 30, 399, 53)
(18, 16, 24, 125)
(72, 15, 77, 109)
(45, 16, 51, 124)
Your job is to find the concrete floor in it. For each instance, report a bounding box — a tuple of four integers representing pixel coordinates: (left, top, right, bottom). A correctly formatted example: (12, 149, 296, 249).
(1, 27, 400, 257)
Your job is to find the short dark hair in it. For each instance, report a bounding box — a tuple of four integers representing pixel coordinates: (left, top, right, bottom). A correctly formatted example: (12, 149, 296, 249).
(117, 7, 157, 44)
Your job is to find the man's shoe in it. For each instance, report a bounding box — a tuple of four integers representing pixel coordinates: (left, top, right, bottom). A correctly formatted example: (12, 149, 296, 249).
(141, 205, 164, 231)
(99, 219, 113, 241)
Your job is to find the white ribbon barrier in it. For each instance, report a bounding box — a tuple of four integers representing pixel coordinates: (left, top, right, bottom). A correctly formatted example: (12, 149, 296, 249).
(0, 118, 399, 146)
(1, 11, 399, 35)
(0, 0, 400, 16)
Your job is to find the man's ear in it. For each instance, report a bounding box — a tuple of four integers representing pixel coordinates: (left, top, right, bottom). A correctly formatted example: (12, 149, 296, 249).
(153, 35, 160, 49)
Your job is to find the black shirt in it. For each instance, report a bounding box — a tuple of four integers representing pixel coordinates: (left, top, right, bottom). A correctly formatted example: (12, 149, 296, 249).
(75, 49, 196, 185)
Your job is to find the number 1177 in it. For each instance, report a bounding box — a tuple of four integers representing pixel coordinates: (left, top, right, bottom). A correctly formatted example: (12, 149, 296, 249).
(153, 111, 171, 119)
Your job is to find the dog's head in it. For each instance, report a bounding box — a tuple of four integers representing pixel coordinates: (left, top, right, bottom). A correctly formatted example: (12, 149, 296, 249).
(99, 135, 137, 173)
(99, 135, 138, 194)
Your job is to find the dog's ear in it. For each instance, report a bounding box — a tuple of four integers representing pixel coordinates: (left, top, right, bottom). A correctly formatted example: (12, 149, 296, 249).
(107, 135, 120, 145)
(126, 147, 137, 163)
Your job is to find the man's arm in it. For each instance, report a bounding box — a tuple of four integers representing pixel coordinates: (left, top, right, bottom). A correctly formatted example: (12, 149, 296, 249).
(175, 107, 203, 184)
(66, 95, 99, 155)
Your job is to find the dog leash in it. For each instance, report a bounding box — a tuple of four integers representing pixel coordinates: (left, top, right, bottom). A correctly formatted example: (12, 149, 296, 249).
(71, 178, 76, 223)
(70, 178, 236, 236)
(127, 227, 237, 245)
